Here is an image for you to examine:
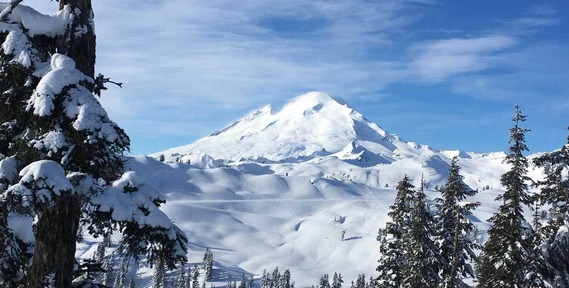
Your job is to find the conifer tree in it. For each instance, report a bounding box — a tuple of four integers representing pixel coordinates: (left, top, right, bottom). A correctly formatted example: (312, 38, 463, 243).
(478, 105, 537, 287)
(354, 274, 366, 288)
(114, 257, 129, 288)
(533, 130, 569, 285)
(192, 265, 201, 288)
(101, 253, 115, 287)
(249, 274, 255, 288)
(318, 274, 331, 288)
(204, 249, 214, 281)
(376, 176, 414, 287)
(436, 157, 480, 287)
(332, 272, 343, 288)
(282, 269, 292, 288)
(403, 179, 441, 287)
(272, 267, 281, 288)
(153, 258, 167, 288)
(239, 274, 247, 288)
(0, 1, 188, 287)
(261, 269, 270, 288)
(173, 266, 186, 288)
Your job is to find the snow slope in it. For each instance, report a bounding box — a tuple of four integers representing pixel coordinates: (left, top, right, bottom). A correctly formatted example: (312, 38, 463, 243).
(78, 92, 546, 287)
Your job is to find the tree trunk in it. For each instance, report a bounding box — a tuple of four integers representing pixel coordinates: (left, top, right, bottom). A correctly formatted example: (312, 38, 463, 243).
(29, 1, 96, 287)
(29, 195, 81, 287)
(446, 206, 461, 288)
(57, 0, 96, 78)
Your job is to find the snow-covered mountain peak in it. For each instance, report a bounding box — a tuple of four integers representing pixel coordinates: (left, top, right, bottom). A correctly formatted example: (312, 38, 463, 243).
(156, 92, 442, 165)
(279, 91, 349, 115)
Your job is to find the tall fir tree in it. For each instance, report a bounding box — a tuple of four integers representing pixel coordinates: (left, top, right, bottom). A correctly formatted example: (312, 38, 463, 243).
(192, 265, 201, 288)
(114, 256, 130, 288)
(239, 274, 247, 288)
(282, 269, 292, 288)
(249, 274, 255, 288)
(332, 272, 343, 288)
(152, 257, 167, 288)
(272, 267, 281, 288)
(261, 269, 270, 288)
(436, 157, 480, 287)
(478, 105, 537, 287)
(533, 130, 569, 286)
(403, 178, 441, 288)
(203, 248, 214, 281)
(376, 176, 414, 287)
(354, 274, 366, 288)
(319, 274, 331, 288)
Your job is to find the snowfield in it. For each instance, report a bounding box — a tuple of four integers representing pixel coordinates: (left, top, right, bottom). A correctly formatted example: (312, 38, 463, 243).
(78, 92, 545, 287)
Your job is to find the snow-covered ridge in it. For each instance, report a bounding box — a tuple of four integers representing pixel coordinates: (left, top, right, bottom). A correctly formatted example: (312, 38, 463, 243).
(152, 91, 541, 191)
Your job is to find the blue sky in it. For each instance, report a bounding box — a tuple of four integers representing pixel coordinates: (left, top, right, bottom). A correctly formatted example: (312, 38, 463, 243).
(27, 0, 569, 155)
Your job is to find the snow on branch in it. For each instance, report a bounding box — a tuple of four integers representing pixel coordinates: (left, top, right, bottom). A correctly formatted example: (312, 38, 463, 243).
(2, 160, 75, 213)
(0, 0, 24, 22)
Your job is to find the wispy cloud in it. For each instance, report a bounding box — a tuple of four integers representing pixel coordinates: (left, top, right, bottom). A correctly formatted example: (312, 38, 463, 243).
(20, 0, 569, 154)
(410, 35, 517, 82)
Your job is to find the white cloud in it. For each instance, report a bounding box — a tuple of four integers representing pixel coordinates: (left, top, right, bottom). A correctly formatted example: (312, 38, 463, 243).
(411, 35, 517, 82)
(16, 1, 569, 154)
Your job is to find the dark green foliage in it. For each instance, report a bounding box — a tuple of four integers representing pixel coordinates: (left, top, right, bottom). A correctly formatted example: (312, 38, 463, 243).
(533, 130, 569, 285)
(437, 157, 480, 287)
(376, 176, 414, 287)
(403, 180, 441, 288)
(478, 105, 538, 287)
(0, 3, 186, 286)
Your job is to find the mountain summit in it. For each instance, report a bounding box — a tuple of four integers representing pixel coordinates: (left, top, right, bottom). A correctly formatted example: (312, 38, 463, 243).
(158, 92, 432, 163)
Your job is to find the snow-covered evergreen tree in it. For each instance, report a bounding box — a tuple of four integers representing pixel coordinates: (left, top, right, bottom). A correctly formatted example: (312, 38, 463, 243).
(272, 267, 281, 288)
(318, 274, 330, 288)
(203, 248, 214, 281)
(403, 179, 441, 287)
(247, 274, 255, 288)
(0, 1, 187, 286)
(478, 105, 537, 287)
(376, 176, 414, 287)
(332, 272, 343, 288)
(101, 253, 115, 287)
(261, 269, 269, 288)
(282, 269, 292, 288)
(354, 274, 366, 288)
(153, 257, 167, 288)
(114, 256, 129, 288)
(192, 265, 201, 288)
(239, 274, 247, 288)
(533, 131, 569, 285)
(436, 157, 480, 287)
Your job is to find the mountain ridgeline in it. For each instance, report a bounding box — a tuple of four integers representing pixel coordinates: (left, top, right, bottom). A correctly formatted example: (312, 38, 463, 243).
(156, 92, 529, 190)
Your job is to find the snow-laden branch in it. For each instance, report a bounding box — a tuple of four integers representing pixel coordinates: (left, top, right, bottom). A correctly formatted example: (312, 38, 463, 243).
(0, 0, 24, 22)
